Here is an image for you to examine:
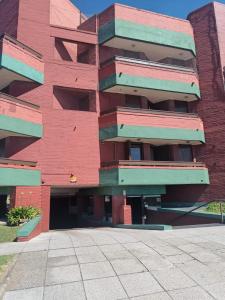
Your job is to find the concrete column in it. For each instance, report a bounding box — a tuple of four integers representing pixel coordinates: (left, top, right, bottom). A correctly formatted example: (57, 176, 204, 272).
(112, 195, 132, 225)
(94, 196, 104, 220)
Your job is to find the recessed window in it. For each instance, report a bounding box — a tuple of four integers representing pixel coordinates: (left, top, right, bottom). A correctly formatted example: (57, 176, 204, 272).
(129, 143, 143, 160)
(179, 145, 193, 162)
(53, 86, 96, 112)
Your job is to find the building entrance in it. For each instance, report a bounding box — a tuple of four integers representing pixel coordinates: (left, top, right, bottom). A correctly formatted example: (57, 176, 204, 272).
(50, 196, 78, 229)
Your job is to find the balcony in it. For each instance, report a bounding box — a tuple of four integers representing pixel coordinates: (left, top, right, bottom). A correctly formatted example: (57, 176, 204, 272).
(0, 158, 41, 186)
(0, 34, 44, 89)
(98, 4, 196, 60)
(0, 93, 43, 138)
(99, 107, 205, 145)
(99, 57, 200, 102)
(100, 160, 209, 186)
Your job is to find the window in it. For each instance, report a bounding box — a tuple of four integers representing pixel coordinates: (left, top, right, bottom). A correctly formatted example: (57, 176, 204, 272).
(129, 143, 143, 160)
(125, 95, 141, 109)
(179, 145, 193, 161)
(175, 101, 188, 113)
(0, 139, 6, 157)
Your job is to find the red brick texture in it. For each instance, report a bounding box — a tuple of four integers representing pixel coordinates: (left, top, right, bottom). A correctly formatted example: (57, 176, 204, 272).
(188, 3, 225, 201)
(10, 185, 51, 232)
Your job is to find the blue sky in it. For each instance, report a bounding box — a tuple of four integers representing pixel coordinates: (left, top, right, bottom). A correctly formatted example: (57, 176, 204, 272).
(72, 0, 225, 19)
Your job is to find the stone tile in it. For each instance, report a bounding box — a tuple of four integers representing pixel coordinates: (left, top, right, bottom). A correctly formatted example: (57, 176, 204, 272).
(75, 246, 106, 263)
(84, 277, 127, 300)
(154, 245, 182, 256)
(111, 258, 147, 275)
(48, 248, 75, 258)
(47, 255, 78, 267)
(151, 267, 196, 291)
(3, 287, 44, 300)
(100, 244, 133, 260)
(6, 252, 47, 290)
(22, 241, 49, 252)
(178, 260, 224, 286)
(49, 239, 73, 250)
(178, 244, 204, 253)
(169, 286, 214, 300)
(131, 292, 171, 300)
(44, 282, 85, 300)
(45, 265, 81, 285)
(167, 253, 194, 264)
(80, 261, 115, 280)
(119, 272, 162, 297)
(91, 234, 117, 245)
(123, 242, 156, 258)
(140, 255, 173, 271)
(0, 243, 26, 255)
(189, 251, 222, 263)
(204, 281, 225, 300)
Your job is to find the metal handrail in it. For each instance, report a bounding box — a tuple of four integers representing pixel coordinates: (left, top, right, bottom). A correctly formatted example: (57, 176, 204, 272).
(101, 55, 196, 74)
(0, 158, 37, 167)
(100, 106, 199, 118)
(101, 160, 206, 168)
(170, 199, 225, 225)
(0, 33, 43, 59)
(0, 92, 40, 110)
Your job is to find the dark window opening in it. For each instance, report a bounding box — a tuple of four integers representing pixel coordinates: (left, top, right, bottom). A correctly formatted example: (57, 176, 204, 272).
(125, 95, 142, 109)
(175, 101, 189, 113)
(179, 145, 193, 162)
(152, 145, 172, 161)
(0, 139, 6, 157)
(53, 86, 96, 112)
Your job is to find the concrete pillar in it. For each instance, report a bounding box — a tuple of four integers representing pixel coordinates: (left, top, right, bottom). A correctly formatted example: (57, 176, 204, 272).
(94, 196, 104, 220)
(112, 195, 132, 225)
(121, 205, 132, 224)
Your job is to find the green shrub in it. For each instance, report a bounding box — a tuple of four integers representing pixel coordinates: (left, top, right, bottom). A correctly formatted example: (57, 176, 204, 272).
(7, 206, 40, 226)
(206, 202, 225, 214)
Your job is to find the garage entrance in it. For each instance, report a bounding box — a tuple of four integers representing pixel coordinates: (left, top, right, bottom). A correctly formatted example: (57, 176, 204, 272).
(50, 195, 78, 229)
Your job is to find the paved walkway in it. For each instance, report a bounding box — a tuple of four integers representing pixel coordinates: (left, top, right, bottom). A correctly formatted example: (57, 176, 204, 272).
(1, 225, 225, 299)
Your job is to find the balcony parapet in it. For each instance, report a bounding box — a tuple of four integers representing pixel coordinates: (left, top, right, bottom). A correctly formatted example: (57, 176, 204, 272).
(101, 160, 206, 169)
(101, 56, 196, 74)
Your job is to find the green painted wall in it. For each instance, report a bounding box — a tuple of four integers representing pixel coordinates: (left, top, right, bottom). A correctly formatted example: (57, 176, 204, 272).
(100, 124, 205, 143)
(99, 19, 196, 55)
(17, 216, 41, 237)
(81, 185, 166, 196)
(100, 167, 209, 186)
(0, 54, 44, 84)
(100, 74, 200, 98)
(0, 114, 43, 138)
(0, 168, 41, 186)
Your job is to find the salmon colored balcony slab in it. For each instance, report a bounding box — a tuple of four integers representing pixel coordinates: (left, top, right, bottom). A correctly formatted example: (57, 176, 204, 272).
(100, 161, 209, 186)
(99, 107, 205, 145)
(99, 57, 200, 102)
(0, 93, 43, 138)
(0, 34, 44, 89)
(98, 4, 196, 61)
(0, 158, 41, 186)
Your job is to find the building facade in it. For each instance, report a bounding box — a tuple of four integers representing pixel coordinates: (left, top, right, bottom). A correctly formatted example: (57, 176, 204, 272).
(2, 0, 223, 232)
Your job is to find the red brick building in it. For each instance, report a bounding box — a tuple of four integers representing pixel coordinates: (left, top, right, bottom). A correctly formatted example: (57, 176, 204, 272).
(1, 0, 223, 233)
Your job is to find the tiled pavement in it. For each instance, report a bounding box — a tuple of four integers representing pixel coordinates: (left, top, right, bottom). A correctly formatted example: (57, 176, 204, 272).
(1, 225, 225, 299)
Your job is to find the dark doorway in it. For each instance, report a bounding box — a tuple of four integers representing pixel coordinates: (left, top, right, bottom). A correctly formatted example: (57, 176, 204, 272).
(0, 195, 7, 220)
(127, 197, 143, 224)
(104, 196, 112, 223)
(50, 196, 78, 229)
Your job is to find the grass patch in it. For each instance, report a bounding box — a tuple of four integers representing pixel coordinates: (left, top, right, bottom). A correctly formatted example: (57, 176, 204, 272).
(206, 202, 225, 214)
(0, 225, 18, 243)
(0, 255, 14, 276)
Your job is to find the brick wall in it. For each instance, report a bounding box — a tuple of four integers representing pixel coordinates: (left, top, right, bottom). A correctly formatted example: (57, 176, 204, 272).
(188, 3, 225, 201)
